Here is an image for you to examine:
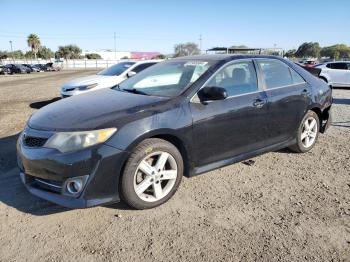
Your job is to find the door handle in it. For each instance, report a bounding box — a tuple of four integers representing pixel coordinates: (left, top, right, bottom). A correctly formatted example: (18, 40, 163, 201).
(253, 99, 265, 108)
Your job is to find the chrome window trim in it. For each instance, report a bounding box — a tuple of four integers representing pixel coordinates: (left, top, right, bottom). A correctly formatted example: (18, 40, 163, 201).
(190, 59, 261, 103)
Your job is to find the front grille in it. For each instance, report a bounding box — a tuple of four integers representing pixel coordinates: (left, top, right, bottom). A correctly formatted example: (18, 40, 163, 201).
(64, 88, 75, 92)
(23, 136, 48, 147)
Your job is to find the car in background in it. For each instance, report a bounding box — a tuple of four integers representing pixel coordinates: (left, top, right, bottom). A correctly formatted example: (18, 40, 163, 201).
(18, 55, 332, 209)
(295, 62, 321, 78)
(4, 64, 31, 74)
(22, 64, 41, 72)
(314, 61, 350, 87)
(34, 64, 52, 72)
(46, 62, 62, 71)
(0, 65, 11, 75)
(60, 60, 160, 97)
(303, 60, 317, 68)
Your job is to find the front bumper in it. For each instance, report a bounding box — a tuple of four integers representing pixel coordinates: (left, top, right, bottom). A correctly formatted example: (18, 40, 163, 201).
(17, 127, 128, 208)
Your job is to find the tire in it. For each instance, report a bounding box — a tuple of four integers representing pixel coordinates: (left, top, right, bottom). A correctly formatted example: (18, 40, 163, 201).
(120, 138, 183, 209)
(289, 110, 320, 153)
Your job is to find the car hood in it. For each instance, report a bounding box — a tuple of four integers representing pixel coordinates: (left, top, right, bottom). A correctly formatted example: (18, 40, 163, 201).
(28, 89, 168, 131)
(62, 74, 120, 88)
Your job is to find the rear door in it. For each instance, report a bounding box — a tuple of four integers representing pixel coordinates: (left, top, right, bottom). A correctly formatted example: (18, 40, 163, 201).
(255, 58, 309, 144)
(190, 59, 270, 167)
(326, 62, 349, 85)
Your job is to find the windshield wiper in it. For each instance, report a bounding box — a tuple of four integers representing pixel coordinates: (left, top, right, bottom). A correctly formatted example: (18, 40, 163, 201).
(122, 88, 150, 96)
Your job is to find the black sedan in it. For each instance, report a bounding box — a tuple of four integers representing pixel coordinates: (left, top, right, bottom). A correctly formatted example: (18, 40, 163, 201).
(17, 55, 332, 209)
(4, 64, 30, 74)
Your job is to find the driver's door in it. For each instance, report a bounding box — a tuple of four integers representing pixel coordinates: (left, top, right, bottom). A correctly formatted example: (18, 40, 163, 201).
(190, 60, 270, 168)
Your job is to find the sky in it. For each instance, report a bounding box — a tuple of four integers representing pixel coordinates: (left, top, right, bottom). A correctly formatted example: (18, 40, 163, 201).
(0, 0, 349, 54)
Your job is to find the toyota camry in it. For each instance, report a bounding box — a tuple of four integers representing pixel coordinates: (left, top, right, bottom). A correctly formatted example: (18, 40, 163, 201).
(17, 55, 332, 209)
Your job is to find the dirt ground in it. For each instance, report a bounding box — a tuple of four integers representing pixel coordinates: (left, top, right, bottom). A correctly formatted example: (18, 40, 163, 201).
(0, 70, 349, 262)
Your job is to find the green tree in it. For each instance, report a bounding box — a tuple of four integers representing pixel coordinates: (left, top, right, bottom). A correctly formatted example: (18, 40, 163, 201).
(55, 45, 82, 59)
(27, 34, 41, 59)
(85, 53, 102, 59)
(174, 42, 200, 57)
(37, 46, 54, 59)
(320, 44, 350, 59)
(295, 42, 321, 58)
(8, 50, 24, 59)
(0, 51, 8, 59)
(284, 49, 296, 58)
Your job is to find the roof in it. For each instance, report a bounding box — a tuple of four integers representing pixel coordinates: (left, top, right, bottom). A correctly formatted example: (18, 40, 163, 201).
(207, 47, 263, 52)
(172, 54, 282, 62)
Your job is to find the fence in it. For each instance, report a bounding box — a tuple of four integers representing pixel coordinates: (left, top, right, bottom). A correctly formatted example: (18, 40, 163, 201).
(0, 58, 138, 69)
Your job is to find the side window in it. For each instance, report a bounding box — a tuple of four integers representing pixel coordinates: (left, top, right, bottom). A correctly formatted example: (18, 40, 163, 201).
(290, 68, 306, 84)
(132, 63, 156, 73)
(206, 60, 258, 96)
(257, 59, 293, 89)
(332, 62, 348, 70)
(326, 63, 333, 69)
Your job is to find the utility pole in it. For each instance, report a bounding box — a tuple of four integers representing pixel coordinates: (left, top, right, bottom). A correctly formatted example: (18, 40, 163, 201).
(199, 34, 202, 54)
(114, 32, 116, 60)
(9, 40, 14, 62)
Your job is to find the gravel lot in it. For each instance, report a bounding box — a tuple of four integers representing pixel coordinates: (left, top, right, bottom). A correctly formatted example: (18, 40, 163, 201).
(0, 70, 349, 261)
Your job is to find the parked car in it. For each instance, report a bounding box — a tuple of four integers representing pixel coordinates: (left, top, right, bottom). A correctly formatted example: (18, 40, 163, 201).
(4, 64, 30, 74)
(34, 64, 51, 72)
(314, 61, 350, 87)
(0, 65, 11, 75)
(302, 60, 317, 68)
(17, 55, 332, 210)
(22, 64, 40, 72)
(295, 63, 322, 78)
(60, 60, 160, 97)
(46, 62, 62, 71)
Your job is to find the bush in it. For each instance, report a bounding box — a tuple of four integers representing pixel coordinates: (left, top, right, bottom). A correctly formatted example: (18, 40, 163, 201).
(85, 53, 102, 59)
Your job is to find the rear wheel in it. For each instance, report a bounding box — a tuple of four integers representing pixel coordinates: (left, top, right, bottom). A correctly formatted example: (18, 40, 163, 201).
(289, 110, 320, 153)
(120, 138, 183, 209)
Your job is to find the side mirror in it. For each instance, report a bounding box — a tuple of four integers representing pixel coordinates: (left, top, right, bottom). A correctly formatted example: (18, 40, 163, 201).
(127, 71, 136, 78)
(197, 86, 228, 102)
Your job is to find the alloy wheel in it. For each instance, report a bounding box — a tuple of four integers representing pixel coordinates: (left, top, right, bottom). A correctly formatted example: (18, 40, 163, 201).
(301, 116, 318, 148)
(133, 151, 178, 202)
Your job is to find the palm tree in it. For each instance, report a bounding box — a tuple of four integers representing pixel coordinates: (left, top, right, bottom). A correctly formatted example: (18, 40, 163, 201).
(27, 34, 41, 59)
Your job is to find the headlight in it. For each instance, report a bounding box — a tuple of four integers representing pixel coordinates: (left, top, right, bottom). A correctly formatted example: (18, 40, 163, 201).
(44, 128, 117, 153)
(78, 83, 98, 90)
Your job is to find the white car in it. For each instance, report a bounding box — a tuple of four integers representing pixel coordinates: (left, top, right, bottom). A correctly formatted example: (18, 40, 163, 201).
(60, 60, 160, 97)
(315, 61, 350, 87)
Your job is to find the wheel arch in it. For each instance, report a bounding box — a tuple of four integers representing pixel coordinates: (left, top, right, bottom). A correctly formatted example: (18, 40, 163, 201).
(123, 129, 192, 177)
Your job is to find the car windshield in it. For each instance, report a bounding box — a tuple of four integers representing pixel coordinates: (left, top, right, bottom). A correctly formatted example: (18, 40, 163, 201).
(114, 60, 214, 97)
(98, 62, 135, 76)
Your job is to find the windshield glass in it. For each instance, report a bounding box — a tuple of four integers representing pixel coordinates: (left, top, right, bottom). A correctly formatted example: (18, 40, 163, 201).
(98, 62, 135, 76)
(114, 60, 214, 97)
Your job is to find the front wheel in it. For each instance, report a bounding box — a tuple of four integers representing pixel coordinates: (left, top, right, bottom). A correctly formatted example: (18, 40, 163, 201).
(120, 138, 183, 209)
(289, 110, 320, 153)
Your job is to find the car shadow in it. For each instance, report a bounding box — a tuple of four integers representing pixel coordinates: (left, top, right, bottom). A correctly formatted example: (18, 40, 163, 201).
(331, 120, 350, 128)
(29, 97, 61, 109)
(332, 98, 350, 105)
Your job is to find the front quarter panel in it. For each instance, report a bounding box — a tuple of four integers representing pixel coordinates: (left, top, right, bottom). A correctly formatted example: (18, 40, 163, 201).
(105, 101, 193, 154)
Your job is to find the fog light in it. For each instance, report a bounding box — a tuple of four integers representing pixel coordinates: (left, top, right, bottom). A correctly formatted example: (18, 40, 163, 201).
(67, 179, 83, 194)
(64, 175, 89, 196)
